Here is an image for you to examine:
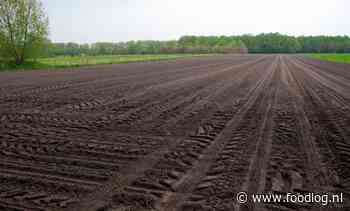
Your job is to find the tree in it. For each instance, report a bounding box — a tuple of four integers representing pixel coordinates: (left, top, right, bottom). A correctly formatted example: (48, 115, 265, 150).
(0, 0, 49, 64)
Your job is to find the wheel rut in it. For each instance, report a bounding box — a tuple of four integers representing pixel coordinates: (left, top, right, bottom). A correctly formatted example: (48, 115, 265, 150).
(1, 55, 349, 211)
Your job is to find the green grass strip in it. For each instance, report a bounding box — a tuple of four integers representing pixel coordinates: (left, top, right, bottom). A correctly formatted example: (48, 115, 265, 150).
(310, 54, 350, 64)
(0, 54, 207, 72)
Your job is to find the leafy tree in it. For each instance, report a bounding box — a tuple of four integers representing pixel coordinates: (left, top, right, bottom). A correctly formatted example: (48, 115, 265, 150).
(0, 0, 49, 64)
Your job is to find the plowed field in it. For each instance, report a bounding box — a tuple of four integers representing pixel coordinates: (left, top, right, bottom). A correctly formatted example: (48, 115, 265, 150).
(0, 55, 349, 211)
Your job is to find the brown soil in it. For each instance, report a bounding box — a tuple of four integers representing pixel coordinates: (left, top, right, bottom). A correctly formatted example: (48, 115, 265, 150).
(0, 55, 349, 211)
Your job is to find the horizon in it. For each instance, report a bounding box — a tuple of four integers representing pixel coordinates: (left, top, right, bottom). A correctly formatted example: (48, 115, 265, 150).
(42, 0, 350, 44)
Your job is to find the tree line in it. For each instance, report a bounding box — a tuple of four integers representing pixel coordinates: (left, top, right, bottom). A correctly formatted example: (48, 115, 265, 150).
(46, 36, 248, 57)
(239, 33, 350, 53)
(47, 33, 350, 57)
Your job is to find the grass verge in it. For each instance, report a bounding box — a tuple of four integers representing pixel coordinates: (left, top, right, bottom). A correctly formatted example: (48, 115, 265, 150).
(0, 54, 205, 72)
(310, 54, 350, 64)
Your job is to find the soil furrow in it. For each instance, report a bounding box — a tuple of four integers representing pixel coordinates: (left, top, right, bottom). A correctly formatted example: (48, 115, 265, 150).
(1, 55, 349, 211)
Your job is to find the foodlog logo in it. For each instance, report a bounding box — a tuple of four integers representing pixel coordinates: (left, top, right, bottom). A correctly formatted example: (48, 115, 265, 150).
(236, 192, 344, 206)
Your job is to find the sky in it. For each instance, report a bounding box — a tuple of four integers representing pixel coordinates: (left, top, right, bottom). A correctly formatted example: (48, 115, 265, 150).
(42, 0, 350, 44)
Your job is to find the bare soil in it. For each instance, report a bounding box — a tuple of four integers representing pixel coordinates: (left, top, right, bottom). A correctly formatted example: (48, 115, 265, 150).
(0, 55, 349, 211)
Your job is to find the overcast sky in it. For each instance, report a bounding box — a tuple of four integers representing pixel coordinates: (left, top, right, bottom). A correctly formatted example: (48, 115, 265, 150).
(42, 0, 350, 43)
